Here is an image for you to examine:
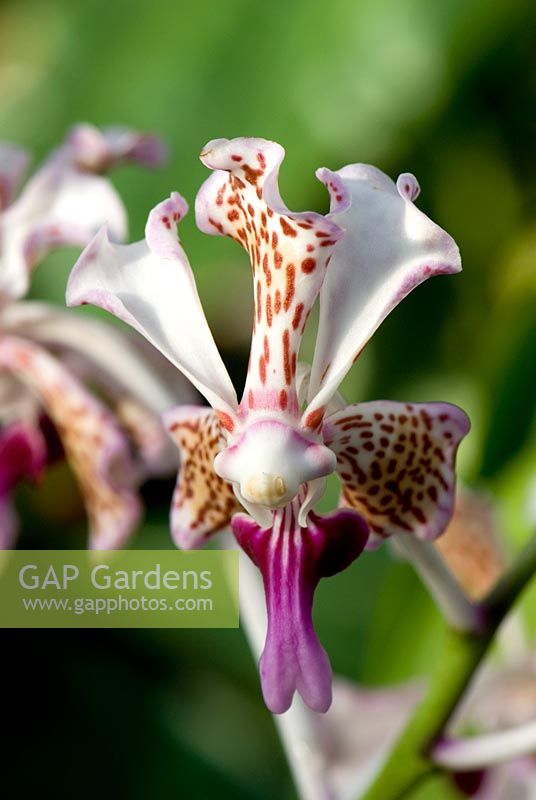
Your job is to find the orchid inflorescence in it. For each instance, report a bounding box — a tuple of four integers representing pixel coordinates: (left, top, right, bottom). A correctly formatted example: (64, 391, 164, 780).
(3, 125, 536, 800)
(66, 135, 470, 715)
(0, 124, 190, 550)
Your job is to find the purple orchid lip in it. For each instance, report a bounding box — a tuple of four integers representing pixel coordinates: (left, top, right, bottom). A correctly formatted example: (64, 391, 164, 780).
(233, 502, 369, 714)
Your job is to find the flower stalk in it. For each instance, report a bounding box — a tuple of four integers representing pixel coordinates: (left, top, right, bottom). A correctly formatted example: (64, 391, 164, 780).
(361, 531, 536, 800)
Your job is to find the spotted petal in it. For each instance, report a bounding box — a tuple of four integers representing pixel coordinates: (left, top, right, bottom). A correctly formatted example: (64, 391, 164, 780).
(196, 138, 343, 419)
(163, 406, 240, 549)
(233, 499, 369, 713)
(306, 165, 461, 419)
(0, 143, 30, 211)
(0, 301, 184, 479)
(67, 193, 238, 425)
(323, 401, 469, 548)
(0, 336, 141, 549)
(0, 421, 46, 548)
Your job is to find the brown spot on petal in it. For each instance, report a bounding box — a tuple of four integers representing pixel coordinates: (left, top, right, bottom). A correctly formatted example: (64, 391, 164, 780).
(301, 258, 316, 274)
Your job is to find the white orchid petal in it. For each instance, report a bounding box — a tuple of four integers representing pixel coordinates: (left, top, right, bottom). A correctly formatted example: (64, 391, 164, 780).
(67, 192, 238, 425)
(433, 722, 536, 772)
(306, 164, 461, 418)
(0, 122, 163, 304)
(0, 166, 127, 302)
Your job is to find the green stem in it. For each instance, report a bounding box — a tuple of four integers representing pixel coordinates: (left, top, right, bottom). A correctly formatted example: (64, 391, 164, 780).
(361, 532, 536, 800)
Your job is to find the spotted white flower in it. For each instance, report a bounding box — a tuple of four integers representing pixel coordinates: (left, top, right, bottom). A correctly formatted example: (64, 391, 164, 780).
(67, 136, 468, 712)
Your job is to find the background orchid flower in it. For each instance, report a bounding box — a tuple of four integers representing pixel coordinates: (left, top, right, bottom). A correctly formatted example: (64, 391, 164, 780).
(311, 678, 424, 800)
(435, 646, 536, 800)
(305, 659, 536, 800)
(0, 124, 191, 549)
(292, 492, 535, 800)
(0, 123, 163, 304)
(0, 420, 46, 547)
(67, 136, 469, 713)
(435, 487, 506, 600)
(424, 489, 536, 799)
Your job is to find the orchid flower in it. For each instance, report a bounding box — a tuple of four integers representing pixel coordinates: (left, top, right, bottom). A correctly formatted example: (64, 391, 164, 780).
(433, 641, 536, 800)
(67, 136, 469, 713)
(0, 124, 189, 548)
(430, 491, 536, 798)
(308, 658, 536, 800)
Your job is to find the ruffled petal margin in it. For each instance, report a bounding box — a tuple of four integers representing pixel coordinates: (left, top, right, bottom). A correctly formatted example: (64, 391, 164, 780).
(306, 165, 461, 419)
(67, 192, 238, 427)
(196, 137, 343, 419)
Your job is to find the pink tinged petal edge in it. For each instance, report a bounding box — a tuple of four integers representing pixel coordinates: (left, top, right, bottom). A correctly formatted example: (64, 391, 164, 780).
(323, 400, 470, 547)
(305, 164, 462, 420)
(0, 168, 127, 302)
(66, 123, 167, 172)
(66, 192, 238, 426)
(0, 122, 163, 304)
(0, 143, 31, 211)
(163, 405, 240, 549)
(195, 137, 344, 419)
(0, 336, 141, 549)
(0, 421, 47, 548)
(232, 501, 369, 713)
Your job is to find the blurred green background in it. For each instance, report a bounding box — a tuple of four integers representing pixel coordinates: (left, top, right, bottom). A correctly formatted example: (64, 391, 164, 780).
(2, 0, 536, 797)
